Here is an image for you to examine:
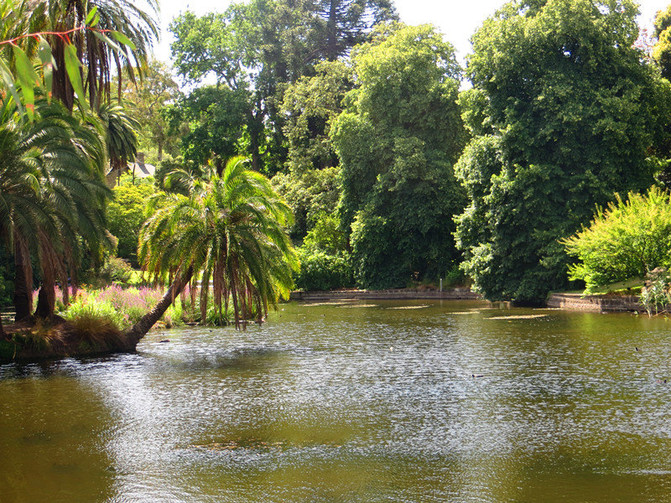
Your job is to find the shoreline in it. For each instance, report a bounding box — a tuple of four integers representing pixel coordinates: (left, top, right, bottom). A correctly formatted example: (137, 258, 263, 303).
(291, 289, 645, 313)
(0, 289, 645, 363)
(289, 288, 481, 302)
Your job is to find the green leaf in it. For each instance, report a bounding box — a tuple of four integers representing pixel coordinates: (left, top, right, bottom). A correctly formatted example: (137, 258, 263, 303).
(92, 30, 121, 52)
(12, 46, 40, 120)
(0, 59, 25, 117)
(37, 37, 55, 102)
(85, 6, 99, 26)
(64, 43, 89, 111)
(111, 31, 137, 51)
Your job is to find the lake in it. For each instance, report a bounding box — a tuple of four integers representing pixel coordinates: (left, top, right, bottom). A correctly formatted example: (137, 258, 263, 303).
(1, 300, 671, 502)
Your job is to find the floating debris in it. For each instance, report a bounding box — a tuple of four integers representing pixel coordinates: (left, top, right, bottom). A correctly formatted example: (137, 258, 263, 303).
(387, 305, 429, 310)
(191, 438, 342, 451)
(337, 304, 378, 308)
(303, 302, 356, 307)
(487, 314, 548, 320)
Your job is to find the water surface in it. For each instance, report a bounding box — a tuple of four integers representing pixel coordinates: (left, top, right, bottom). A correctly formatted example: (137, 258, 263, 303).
(2, 300, 671, 502)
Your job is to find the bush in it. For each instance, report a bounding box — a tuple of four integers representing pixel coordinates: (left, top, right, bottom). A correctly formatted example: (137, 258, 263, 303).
(295, 249, 354, 291)
(101, 257, 134, 284)
(563, 187, 671, 293)
(107, 175, 158, 265)
(640, 268, 671, 316)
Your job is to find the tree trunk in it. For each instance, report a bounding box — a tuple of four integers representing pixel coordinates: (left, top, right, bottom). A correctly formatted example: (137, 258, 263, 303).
(34, 283, 56, 319)
(51, 38, 75, 112)
(34, 247, 57, 319)
(13, 237, 32, 321)
(326, 0, 338, 61)
(123, 267, 194, 346)
(247, 109, 262, 172)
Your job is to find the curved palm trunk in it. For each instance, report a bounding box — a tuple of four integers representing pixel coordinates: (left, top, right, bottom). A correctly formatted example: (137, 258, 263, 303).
(124, 266, 193, 346)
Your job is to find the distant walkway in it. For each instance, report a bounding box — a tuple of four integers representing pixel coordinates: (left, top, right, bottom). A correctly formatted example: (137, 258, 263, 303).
(289, 288, 481, 302)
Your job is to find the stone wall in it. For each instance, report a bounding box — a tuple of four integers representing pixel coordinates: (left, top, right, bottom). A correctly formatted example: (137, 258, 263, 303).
(546, 292, 643, 312)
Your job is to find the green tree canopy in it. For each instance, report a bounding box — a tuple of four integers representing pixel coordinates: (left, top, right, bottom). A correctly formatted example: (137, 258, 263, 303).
(169, 0, 395, 174)
(331, 23, 467, 288)
(653, 4, 671, 79)
(281, 60, 353, 174)
(165, 85, 249, 173)
(455, 0, 671, 303)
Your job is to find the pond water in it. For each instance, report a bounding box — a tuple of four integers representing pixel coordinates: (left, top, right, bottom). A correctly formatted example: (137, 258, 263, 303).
(2, 300, 671, 502)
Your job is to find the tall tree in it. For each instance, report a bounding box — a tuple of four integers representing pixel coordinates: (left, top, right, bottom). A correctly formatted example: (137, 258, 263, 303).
(653, 4, 671, 79)
(316, 0, 397, 60)
(330, 23, 467, 288)
(169, 0, 395, 174)
(118, 60, 180, 161)
(165, 85, 249, 173)
(455, 0, 671, 303)
(281, 60, 353, 174)
(0, 99, 112, 319)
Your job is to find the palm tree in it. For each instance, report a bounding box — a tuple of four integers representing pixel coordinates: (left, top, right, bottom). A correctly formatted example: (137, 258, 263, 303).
(0, 119, 48, 321)
(22, 0, 159, 110)
(31, 99, 112, 318)
(127, 157, 298, 342)
(98, 101, 139, 182)
(0, 98, 112, 320)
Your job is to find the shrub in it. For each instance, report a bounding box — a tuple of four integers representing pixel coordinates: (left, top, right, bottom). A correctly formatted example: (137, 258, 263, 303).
(62, 298, 126, 329)
(60, 286, 166, 331)
(639, 268, 671, 316)
(295, 249, 354, 291)
(563, 187, 671, 294)
(107, 175, 158, 265)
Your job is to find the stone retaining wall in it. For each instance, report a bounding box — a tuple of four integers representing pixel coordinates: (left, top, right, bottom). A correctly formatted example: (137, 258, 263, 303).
(546, 293, 643, 312)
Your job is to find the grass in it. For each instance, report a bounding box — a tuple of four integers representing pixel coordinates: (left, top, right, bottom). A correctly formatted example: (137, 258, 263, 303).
(582, 278, 644, 296)
(65, 311, 127, 352)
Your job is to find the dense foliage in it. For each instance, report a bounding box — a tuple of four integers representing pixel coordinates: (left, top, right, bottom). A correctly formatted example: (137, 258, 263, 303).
(107, 175, 157, 266)
(168, 0, 395, 174)
(293, 212, 353, 290)
(331, 24, 467, 288)
(563, 187, 671, 293)
(0, 0, 154, 329)
(454, 0, 671, 303)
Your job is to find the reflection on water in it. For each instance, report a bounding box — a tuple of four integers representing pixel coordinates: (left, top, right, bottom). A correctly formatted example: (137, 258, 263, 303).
(1, 300, 671, 502)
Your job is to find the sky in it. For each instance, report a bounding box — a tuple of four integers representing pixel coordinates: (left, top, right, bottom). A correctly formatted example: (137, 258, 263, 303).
(151, 0, 671, 64)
